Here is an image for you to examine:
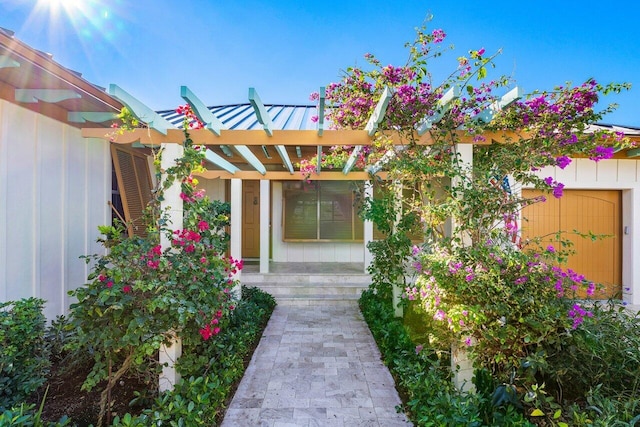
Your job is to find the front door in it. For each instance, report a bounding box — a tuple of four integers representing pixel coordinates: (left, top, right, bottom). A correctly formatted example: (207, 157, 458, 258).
(242, 180, 260, 258)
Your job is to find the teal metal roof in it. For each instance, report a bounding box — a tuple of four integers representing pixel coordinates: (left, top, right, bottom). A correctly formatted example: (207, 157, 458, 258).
(157, 104, 321, 131)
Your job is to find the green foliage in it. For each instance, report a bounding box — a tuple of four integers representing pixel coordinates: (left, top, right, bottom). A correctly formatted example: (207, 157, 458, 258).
(0, 298, 50, 410)
(338, 16, 637, 427)
(544, 302, 640, 400)
(408, 242, 586, 378)
(0, 402, 70, 427)
(360, 184, 418, 302)
(67, 118, 241, 427)
(110, 286, 276, 427)
(359, 289, 534, 426)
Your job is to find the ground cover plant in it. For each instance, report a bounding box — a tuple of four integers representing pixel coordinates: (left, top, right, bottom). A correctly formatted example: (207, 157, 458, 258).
(306, 15, 640, 426)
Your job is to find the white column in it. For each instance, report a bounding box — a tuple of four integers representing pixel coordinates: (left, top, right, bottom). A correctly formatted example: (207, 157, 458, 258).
(158, 331, 182, 392)
(230, 179, 242, 299)
(451, 339, 475, 393)
(453, 143, 473, 247)
(363, 180, 374, 272)
(158, 142, 184, 392)
(259, 180, 270, 273)
(392, 180, 403, 318)
(452, 143, 475, 392)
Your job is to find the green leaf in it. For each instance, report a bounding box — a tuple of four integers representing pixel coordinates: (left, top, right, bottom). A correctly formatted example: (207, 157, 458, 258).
(530, 408, 544, 417)
(553, 409, 562, 419)
(478, 66, 487, 80)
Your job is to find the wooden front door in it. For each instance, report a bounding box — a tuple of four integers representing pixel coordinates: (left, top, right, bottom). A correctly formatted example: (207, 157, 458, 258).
(242, 180, 260, 258)
(521, 189, 621, 299)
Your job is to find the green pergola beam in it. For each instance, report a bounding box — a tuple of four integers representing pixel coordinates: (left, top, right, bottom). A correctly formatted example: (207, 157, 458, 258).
(275, 145, 295, 174)
(343, 87, 392, 175)
(68, 111, 118, 123)
(108, 84, 173, 135)
(627, 147, 640, 158)
(0, 55, 19, 68)
(416, 86, 460, 135)
(477, 86, 523, 123)
(364, 86, 392, 136)
(15, 89, 81, 103)
(180, 86, 225, 136)
(235, 145, 267, 175)
(181, 86, 266, 174)
(248, 87, 274, 136)
(249, 88, 293, 173)
(204, 149, 239, 174)
(317, 86, 326, 136)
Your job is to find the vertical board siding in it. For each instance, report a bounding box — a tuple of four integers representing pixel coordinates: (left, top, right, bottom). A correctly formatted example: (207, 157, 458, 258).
(0, 99, 6, 302)
(5, 102, 37, 301)
(0, 101, 110, 320)
(38, 114, 65, 318)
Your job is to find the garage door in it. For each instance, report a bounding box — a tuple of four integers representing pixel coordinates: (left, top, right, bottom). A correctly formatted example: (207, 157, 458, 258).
(521, 190, 621, 299)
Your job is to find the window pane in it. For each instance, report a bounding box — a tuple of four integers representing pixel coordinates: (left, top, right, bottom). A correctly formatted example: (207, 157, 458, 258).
(284, 182, 317, 239)
(319, 181, 353, 240)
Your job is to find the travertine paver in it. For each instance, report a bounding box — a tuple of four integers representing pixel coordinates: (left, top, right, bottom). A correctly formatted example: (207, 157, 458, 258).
(221, 303, 412, 427)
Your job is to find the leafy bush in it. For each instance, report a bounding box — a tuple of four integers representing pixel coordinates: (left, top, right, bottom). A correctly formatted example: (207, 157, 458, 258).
(0, 298, 50, 410)
(359, 289, 533, 426)
(66, 120, 243, 426)
(544, 301, 640, 401)
(0, 402, 71, 427)
(110, 286, 276, 426)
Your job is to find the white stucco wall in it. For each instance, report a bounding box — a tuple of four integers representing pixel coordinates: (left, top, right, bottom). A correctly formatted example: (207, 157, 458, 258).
(527, 158, 640, 305)
(0, 100, 111, 320)
(270, 181, 365, 263)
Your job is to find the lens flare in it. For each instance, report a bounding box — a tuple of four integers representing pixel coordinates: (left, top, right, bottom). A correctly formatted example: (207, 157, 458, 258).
(27, 0, 126, 51)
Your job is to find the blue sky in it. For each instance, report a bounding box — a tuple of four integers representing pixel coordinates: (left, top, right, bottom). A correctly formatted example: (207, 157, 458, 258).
(1, 0, 639, 126)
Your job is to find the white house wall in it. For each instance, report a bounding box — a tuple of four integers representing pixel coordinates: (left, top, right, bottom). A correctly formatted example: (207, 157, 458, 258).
(528, 158, 640, 305)
(271, 181, 364, 263)
(199, 177, 226, 201)
(0, 100, 111, 320)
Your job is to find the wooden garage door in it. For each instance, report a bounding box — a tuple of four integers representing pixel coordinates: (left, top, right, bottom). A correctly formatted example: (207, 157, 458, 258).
(521, 190, 621, 299)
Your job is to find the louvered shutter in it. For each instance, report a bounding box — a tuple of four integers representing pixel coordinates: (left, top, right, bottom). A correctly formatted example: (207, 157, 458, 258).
(111, 145, 153, 237)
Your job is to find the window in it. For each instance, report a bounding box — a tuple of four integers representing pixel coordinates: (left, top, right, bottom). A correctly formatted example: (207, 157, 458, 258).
(283, 181, 364, 241)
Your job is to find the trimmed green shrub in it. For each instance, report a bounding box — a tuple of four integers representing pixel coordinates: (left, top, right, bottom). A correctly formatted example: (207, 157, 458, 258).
(0, 298, 50, 410)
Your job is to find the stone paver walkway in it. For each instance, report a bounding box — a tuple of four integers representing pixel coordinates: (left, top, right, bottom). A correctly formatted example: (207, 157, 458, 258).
(221, 303, 412, 427)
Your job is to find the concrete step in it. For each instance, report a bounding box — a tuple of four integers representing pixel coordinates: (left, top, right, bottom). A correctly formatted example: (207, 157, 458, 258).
(241, 272, 371, 286)
(253, 283, 366, 297)
(241, 272, 370, 305)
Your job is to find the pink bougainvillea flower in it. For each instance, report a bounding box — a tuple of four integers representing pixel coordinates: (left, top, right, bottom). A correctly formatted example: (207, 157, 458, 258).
(552, 183, 565, 199)
(433, 309, 446, 321)
(199, 325, 213, 340)
(555, 155, 572, 169)
(123, 285, 132, 293)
